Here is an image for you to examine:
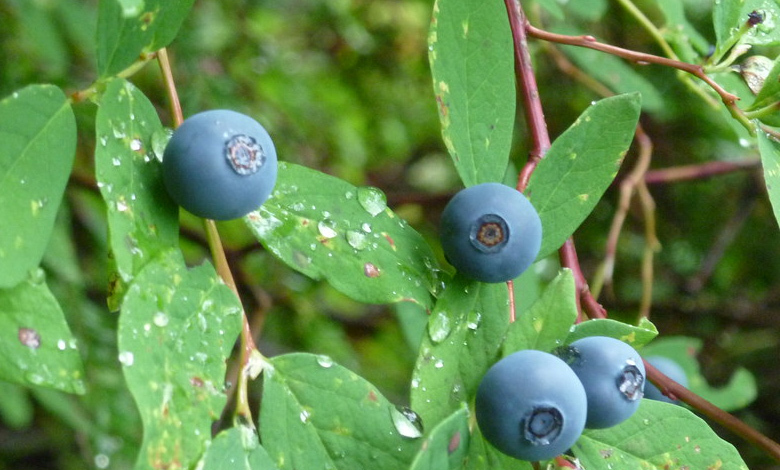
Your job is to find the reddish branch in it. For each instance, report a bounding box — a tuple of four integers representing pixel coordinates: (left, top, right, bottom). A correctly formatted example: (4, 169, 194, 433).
(644, 159, 761, 184)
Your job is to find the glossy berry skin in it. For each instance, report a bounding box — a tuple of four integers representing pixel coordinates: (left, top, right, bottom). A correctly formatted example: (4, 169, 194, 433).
(475, 350, 587, 461)
(163, 109, 278, 220)
(643, 356, 688, 404)
(557, 336, 646, 429)
(439, 183, 542, 283)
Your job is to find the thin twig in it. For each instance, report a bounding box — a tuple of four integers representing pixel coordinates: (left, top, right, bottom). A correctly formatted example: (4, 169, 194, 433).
(157, 48, 257, 427)
(644, 159, 761, 184)
(644, 360, 780, 462)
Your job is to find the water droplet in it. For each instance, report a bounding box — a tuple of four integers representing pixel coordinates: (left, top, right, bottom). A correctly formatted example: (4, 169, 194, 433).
(361, 222, 372, 233)
(346, 230, 368, 250)
(300, 409, 311, 423)
(153, 312, 169, 327)
(434, 359, 444, 369)
(94, 454, 110, 469)
(466, 311, 482, 330)
(345, 191, 355, 200)
(112, 157, 121, 166)
(57, 339, 67, 351)
(316, 355, 334, 368)
(357, 187, 387, 217)
(318, 220, 338, 239)
(390, 407, 423, 438)
(151, 128, 172, 162)
(129, 139, 142, 151)
(617, 362, 644, 401)
(25, 372, 45, 385)
(116, 199, 128, 212)
(118, 351, 135, 366)
(428, 310, 452, 344)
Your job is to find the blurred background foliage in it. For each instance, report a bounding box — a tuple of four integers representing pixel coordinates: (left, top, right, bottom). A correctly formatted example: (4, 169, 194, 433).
(0, 0, 779, 468)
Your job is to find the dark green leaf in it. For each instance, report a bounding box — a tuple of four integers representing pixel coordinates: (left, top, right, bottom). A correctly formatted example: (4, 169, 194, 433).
(0, 85, 76, 288)
(655, 0, 711, 58)
(502, 269, 577, 354)
(409, 406, 470, 470)
(574, 400, 749, 469)
(245, 162, 439, 309)
(712, 0, 742, 46)
(641, 336, 757, 411)
(95, 78, 179, 306)
(198, 426, 279, 470)
(118, 250, 243, 470)
(411, 276, 509, 428)
(526, 93, 641, 259)
(465, 427, 533, 470)
(429, 0, 515, 186)
(566, 317, 658, 349)
(261, 352, 422, 470)
(96, 0, 195, 77)
(0, 269, 84, 394)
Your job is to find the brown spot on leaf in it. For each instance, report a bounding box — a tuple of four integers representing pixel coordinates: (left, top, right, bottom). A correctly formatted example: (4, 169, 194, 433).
(18, 328, 40, 349)
(364, 263, 381, 278)
(448, 431, 461, 454)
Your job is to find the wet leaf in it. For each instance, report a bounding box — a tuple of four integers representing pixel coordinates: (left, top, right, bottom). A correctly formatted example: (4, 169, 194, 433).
(95, 78, 179, 308)
(0, 269, 84, 394)
(574, 400, 749, 469)
(261, 353, 421, 470)
(245, 162, 439, 309)
(758, 131, 780, 230)
(198, 426, 278, 470)
(409, 406, 470, 470)
(526, 93, 641, 259)
(465, 426, 533, 470)
(411, 276, 509, 428)
(118, 250, 243, 470)
(96, 0, 196, 76)
(429, 0, 515, 186)
(0, 85, 76, 288)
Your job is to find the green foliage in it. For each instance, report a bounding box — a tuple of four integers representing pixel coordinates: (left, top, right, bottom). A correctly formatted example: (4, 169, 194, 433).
(429, 0, 515, 186)
(527, 93, 642, 259)
(1, 0, 779, 468)
(0, 85, 76, 288)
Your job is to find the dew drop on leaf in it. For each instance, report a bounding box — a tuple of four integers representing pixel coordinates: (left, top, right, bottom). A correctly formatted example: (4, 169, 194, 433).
(466, 311, 482, 330)
(428, 310, 452, 344)
(316, 355, 334, 368)
(299, 409, 311, 423)
(153, 311, 169, 327)
(346, 230, 368, 250)
(390, 406, 423, 438)
(317, 220, 338, 239)
(118, 351, 135, 367)
(357, 187, 387, 217)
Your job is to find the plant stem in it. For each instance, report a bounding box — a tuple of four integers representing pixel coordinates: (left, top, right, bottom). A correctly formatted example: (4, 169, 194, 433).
(644, 360, 780, 462)
(157, 48, 257, 426)
(614, 0, 678, 61)
(503, 0, 550, 193)
(643, 159, 760, 184)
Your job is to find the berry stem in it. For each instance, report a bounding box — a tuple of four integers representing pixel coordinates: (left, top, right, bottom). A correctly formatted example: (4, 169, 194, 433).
(157, 48, 257, 427)
(644, 359, 780, 462)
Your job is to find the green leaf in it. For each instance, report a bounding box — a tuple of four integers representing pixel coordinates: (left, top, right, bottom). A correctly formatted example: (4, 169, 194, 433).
(198, 426, 279, 470)
(502, 269, 577, 354)
(118, 251, 243, 470)
(95, 78, 179, 306)
(0, 85, 77, 288)
(566, 317, 658, 349)
(0, 269, 85, 394)
(526, 93, 641, 259)
(655, 0, 711, 58)
(410, 276, 509, 428)
(260, 352, 422, 470)
(429, 0, 515, 186)
(96, 0, 196, 77)
(409, 406, 470, 470)
(574, 400, 749, 470)
(245, 162, 439, 309)
(758, 131, 780, 230)
(712, 0, 743, 46)
(641, 336, 757, 411)
(465, 427, 533, 470)
(713, 0, 780, 54)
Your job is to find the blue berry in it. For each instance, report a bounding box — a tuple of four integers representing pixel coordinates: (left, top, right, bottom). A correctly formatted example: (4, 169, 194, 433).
(557, 336, 645, 429)
(163, 109, 278, 220)
(643, 356, 688, 404)
(439, 183, 542, 283)
(475, 350, 587, 461)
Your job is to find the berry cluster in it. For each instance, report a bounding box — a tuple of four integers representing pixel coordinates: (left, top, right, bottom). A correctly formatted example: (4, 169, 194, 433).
(476, 336, 646, 461)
